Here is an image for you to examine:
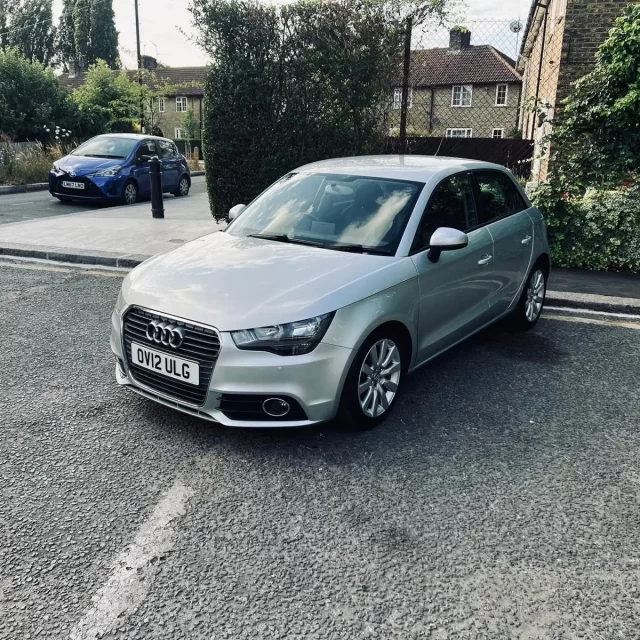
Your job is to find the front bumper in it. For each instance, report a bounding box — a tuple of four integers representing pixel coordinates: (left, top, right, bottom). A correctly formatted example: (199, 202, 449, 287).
(110, 309, 353, 427)
(49, 173, 123, 201)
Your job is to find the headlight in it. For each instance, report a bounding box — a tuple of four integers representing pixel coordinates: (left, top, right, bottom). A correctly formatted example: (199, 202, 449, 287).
(231, 313, 334, 356)
(115, 289, 126, 315)
(52, 163, 59, 172)
(94, 165, 123, 177)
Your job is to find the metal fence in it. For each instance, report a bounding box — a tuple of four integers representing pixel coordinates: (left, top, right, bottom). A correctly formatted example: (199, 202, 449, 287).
(389, 17, 564, 181)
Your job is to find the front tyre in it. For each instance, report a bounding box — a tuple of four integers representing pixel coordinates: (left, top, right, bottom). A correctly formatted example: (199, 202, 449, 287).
(513, 265, 546, 330)
(337, 331, 404, 430)
(122, 180, 138, 205)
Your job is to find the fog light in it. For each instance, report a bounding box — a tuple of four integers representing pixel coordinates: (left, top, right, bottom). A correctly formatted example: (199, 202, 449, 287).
(116, 357, 126, 377)
(262, 398, 290, 417)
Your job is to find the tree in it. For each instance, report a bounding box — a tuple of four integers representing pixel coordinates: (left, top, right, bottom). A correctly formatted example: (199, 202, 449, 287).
(57, 0, 119, 69)
(0, 1, 13, 50)
(0, 48, 78, 140)
(190, 0, 406, 219)
(548, 5, 640, 191)
(180, 109, 199, 139)
(56, 0, 76, 69)
(73, 0, 90, 68)
(89, 0, 118, 68)
(5, 0, 56, 66)
(72, 60, 147, 134)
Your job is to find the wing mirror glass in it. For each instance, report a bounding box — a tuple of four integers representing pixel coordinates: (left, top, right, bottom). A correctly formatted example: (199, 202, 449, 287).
(138, 154, 152, 163)
(228, 204, 246, 221)
(428, 227, 469, 263)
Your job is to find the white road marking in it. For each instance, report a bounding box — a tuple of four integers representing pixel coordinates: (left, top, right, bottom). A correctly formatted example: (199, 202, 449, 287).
(543, 314, 640, 331)
(68, 480, 194, 640)
(545, 305, 640, 320)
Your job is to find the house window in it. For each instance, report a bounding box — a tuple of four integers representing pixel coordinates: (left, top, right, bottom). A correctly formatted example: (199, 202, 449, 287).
(176, 97, 188, 113)
(393, 88, 413, 109)
(446, 128, 473, 138)
(451, 85, 472, 107)
(158, 98, 165, 113)
(492, 128, 504, 139)
(495, 84, 508, 106)
(175, 128, 185, 139)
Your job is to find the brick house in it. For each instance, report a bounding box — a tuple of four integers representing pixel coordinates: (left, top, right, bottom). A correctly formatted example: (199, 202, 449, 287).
(392, 28, 522, 140)
(59, 62, 206, 140)
(518, 0, 635, 182)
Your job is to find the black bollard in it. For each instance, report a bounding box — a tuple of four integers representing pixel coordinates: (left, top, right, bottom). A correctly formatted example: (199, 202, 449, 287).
(150, 156, 164, 219)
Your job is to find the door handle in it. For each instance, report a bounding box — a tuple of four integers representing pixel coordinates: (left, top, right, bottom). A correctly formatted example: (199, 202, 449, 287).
(521, 235, 532, 245)
(478, 254, 492, 266)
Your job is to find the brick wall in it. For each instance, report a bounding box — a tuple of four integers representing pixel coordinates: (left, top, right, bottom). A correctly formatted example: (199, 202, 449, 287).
(148, 95, 204, 140)
(556, 0, 633, 104)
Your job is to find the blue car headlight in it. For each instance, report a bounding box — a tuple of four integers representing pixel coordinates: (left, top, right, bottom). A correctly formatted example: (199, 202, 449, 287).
(93, 165, 123, 177)
(231, 313, 334, 356)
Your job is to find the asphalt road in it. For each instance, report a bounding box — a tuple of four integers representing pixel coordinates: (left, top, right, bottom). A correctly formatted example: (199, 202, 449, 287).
(0, 176, 207, 225)
(1, 260, 640, 639)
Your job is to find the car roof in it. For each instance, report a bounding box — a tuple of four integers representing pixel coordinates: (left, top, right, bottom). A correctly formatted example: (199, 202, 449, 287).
(294, 155, 510, 183)
(93, 133, 172, 142)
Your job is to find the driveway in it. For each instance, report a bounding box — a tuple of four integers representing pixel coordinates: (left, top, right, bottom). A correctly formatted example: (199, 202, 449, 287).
(1, 259, 639, 639)
(0, 175, 207, 225)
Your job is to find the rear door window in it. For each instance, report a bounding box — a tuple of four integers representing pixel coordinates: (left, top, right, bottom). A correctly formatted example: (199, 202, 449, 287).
(473, 170, 527, 225)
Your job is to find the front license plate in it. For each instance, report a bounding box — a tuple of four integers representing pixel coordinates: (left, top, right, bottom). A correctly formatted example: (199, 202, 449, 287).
(131, 342, 200, 386)
(61, 181, 85, 189)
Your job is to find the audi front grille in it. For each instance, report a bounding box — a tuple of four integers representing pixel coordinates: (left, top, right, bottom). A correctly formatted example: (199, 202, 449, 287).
(123, 307, 221, 406)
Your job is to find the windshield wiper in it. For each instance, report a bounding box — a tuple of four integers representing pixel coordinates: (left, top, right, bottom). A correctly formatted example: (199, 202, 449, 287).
(77, 154, 125, 159)
(248, 233, 324, 248)
(324, 242, 391, 256)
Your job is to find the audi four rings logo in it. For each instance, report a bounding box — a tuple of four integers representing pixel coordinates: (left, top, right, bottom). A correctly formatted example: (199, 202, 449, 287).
(146, 320, 185, 349)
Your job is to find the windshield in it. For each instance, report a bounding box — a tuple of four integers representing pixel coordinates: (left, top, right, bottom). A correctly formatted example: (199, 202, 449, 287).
(71, 136, 138, 159)
(226, 173, 423, 255)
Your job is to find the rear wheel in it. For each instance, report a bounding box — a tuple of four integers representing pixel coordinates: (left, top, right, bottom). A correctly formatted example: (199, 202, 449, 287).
(513, 264, 547, 329)
(337, 330, 405, 430)
(174, 175, 190, 197)
(122, 181, 138, 205)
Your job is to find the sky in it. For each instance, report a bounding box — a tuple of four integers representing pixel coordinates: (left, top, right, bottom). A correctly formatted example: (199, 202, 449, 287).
(52, 0, 533, 69)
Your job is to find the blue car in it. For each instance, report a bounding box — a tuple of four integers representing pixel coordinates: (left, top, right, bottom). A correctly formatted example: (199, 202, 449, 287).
(49, 134, 191, 205)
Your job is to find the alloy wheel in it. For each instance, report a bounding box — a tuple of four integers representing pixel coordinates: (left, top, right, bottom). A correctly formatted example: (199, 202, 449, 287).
(124, 183, 137, 205)
(525, 269, 545, 322)
(358, 338, 401, 418)
(179, 178, 190, 196)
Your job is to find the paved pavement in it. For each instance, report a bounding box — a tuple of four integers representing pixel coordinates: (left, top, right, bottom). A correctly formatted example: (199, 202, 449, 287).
(2, 260, 640, 639)
(0, 177, 224, 266)
(0, 175, 207, 226)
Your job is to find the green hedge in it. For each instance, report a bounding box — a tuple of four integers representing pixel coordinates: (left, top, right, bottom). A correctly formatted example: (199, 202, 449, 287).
(532, 184, 640, 271)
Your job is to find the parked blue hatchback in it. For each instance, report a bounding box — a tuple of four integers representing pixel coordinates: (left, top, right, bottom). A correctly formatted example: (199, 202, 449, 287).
(49, 134, 191, 205)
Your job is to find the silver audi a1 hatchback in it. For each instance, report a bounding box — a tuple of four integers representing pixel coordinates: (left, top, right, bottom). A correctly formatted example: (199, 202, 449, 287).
(111, 156, 550, 429)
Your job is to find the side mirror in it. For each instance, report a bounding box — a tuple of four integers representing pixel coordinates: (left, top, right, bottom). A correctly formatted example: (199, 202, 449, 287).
(428, 227, 469, 263)
(139, 154, 152, 163)
(228, 204, 246, 221)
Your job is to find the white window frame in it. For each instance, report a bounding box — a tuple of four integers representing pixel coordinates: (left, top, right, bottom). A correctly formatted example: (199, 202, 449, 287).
(176, 97, 188, 113)
(393, 87, 413, 110)
(446, 128, 473, 138)
(451, 84, 472, 107)
(158, 98, 165, 113)
(174, 127, 185, 139)
(495, 84, 508, 106)
(492, 128, 505, 139)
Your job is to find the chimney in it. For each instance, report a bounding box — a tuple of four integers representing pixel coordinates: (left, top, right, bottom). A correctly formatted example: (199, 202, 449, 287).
(141, 55, 158, 70)
(449, 27, 471, 50)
